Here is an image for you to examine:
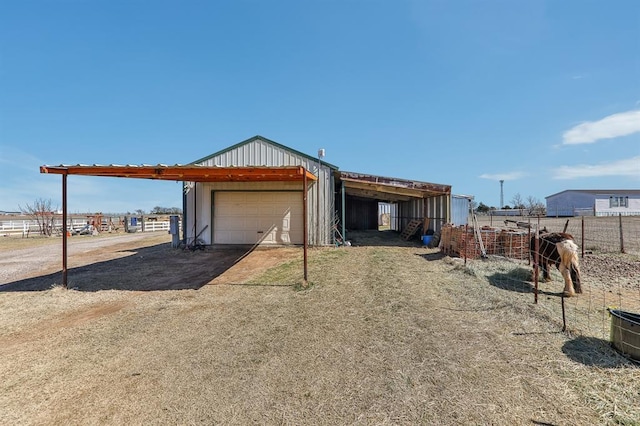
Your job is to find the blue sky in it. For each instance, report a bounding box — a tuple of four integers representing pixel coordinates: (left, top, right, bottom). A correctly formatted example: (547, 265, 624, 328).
(1, 0, 639, 213)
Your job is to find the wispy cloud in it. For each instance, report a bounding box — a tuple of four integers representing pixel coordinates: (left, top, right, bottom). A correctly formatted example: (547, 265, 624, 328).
(479, 172, 526, 181)
(563, 110, 640, 145)
(553, 156, 640, 179)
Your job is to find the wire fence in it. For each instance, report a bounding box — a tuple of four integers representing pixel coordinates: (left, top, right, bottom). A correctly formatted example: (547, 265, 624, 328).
(475, 214, 640, 255)
(440, 215, 640, 360)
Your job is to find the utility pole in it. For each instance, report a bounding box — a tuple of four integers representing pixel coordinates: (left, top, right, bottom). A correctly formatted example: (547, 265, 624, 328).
(500, 180, 504, 209)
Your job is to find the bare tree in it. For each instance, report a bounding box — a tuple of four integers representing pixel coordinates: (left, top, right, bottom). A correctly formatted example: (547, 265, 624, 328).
(526, 196, 546, 216)
(510, 193, 525, 209)
(20, 198, 58, 236)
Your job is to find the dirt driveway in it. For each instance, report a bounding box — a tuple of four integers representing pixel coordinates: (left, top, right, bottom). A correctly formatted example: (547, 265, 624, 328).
(0, 232, 301, 291)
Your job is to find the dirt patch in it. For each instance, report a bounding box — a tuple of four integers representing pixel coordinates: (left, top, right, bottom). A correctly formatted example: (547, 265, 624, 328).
(0, 233, 303, 292)
(209, 247, 302, 285)
(0, 300, 130, 350)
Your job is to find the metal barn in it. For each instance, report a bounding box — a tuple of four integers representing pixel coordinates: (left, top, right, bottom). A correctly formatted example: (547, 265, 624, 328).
(546, 189, 640, 217)
(185, 136, 337, 246)
(184, 136, 453, 247)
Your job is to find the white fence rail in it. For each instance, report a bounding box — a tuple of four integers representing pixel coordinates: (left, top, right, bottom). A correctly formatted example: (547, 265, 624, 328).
(1, 220, 175, 236)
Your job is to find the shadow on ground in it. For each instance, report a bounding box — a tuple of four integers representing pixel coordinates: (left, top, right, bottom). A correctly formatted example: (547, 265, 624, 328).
(416, 252, 446, 262)
(346, 230, 426, 247)
(562, 335, 636, 367)
(487, 269, 562, 297)
(0, 243, 253, 292)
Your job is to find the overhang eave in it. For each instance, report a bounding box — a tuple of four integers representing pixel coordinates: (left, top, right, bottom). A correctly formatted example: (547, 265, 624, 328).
(39, 165, 318, 182)
(340, 176, 450, 201)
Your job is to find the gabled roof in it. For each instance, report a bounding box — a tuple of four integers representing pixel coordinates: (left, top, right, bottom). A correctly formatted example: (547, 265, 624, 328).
(191, 135, 340, 170)
(546, 189, 640, 199)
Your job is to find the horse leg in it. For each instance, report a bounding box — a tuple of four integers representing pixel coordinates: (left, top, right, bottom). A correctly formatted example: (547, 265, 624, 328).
(570, 260, 582, 294)
(542, 262, 552, 282)
(559, 260, 576, 297)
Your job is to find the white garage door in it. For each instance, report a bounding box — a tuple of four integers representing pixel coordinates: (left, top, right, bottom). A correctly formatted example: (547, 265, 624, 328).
(213, 191, 303, 244)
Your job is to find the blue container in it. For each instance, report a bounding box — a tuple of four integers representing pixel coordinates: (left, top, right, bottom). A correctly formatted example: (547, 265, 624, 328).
(422, 235, 433, 246)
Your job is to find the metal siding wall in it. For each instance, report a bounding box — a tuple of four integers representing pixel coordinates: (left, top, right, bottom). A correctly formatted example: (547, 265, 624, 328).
(396, 195, 449, 234)
(184, 183, 211, 244)
(547, 191, 596, 217)
(195, 139, 334, 245)
(451, 196, 470, 226)
(389, 203, 399, 231)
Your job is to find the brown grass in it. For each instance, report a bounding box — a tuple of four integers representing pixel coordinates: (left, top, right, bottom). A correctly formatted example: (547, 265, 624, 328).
(0, 231, 638, 425)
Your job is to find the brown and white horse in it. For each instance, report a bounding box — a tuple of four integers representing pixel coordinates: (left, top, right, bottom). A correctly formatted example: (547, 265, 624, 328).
(530, 231, 582, 297)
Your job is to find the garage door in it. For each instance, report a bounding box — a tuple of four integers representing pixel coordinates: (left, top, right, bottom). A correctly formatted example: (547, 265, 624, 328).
(213, 192, 303, 244)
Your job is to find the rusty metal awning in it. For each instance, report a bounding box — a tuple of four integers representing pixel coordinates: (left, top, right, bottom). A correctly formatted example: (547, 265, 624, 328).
(39, 164, 317, 182)
(337, 171, 450, 202)
(40, 163, 316, 289)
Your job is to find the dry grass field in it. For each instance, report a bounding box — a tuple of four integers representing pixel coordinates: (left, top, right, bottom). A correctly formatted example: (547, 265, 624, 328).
(1, 231, 639, 425)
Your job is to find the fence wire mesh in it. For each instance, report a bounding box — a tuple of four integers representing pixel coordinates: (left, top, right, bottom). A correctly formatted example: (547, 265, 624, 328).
(441, 215, 640, 358)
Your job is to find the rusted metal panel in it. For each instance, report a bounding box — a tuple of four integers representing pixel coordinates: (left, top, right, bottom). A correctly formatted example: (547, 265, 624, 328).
(338, 171, 451, 198)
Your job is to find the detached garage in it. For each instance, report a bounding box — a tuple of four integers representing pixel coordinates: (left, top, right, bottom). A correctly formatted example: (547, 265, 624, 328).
(185, 135, 453, 247)
(185, 136, 337, 246)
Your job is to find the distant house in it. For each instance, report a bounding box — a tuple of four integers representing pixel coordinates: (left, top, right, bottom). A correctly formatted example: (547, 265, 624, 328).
(546, 189, 640, 217)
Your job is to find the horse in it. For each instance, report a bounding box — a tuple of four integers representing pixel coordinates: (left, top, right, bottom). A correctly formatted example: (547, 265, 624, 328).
(530, 231, 582, 297)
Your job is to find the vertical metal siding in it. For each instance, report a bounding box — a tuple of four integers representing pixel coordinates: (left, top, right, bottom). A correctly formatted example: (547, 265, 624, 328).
(396, 195, 450, 235)
(194, 138, 334, 245)
(451, 195, 471, 226)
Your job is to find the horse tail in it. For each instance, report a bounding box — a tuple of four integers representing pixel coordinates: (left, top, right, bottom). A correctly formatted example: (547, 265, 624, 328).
(557, 239, 582, 293)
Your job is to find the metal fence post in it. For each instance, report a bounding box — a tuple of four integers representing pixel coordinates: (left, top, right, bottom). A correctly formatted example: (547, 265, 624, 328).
(619, 213, 625, 254)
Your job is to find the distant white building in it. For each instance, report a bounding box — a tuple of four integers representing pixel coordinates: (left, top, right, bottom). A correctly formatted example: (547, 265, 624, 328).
(546, 189, 640, 217)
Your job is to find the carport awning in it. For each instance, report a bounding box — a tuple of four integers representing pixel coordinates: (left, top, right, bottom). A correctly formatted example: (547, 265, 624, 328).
(338, 171, 450, 202)
(40, 163, 316, 289)
(40, 164, 317, 182)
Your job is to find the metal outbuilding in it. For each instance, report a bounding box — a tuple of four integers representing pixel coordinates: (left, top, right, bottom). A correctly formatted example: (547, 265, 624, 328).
(187, 136, 338, 246)
(39, 135, 456, 288)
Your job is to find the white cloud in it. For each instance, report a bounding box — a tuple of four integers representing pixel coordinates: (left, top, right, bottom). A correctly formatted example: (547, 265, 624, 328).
(553, 156, 640, 179)
(479, 172, 526, 181)
(562, 110, 640, 145)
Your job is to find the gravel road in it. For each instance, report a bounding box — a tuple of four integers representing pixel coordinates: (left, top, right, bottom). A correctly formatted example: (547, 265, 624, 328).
(0, 233, 166, 285)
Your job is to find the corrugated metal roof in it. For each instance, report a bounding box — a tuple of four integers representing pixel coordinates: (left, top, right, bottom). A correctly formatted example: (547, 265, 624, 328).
(191, 135, 340, 170)
(546, 189, 640, 198)
(337, 170, 451, 202)
(39, 164, 317, 182)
